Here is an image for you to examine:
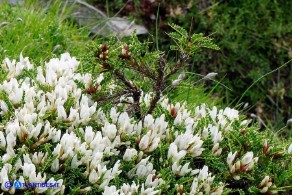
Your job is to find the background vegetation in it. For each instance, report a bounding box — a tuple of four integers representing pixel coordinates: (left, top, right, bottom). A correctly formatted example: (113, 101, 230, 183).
(89, 0, 292, 132)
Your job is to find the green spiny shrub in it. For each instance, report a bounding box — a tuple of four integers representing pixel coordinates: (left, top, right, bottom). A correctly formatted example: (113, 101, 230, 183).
(0, 5, 292, 192)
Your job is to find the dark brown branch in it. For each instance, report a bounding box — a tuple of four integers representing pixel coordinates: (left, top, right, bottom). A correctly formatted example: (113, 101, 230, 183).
(113, 70, 137, 90)
(163, 53, 189, 82)
(127, 59, 157, 80)
(146, 56, 166, 115)
(112, 69, 142, 119)
(95, 90, 129, 104)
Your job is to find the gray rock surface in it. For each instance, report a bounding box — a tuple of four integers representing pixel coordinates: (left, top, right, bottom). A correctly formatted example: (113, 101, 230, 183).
(71, 0, 148, 37)
(0, 0, 148, 37)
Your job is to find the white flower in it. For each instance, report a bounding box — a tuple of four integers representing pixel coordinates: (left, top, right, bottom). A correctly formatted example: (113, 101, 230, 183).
(172, 162, 192, 176)
(209, 125, 223, 143)
(120, 182, 139, 194)
(0, 166, 10, 192)
(0, 131, 6, 150)
(172, 79, 182, 86)
(111, 161, 122, 176)
(103, 186, 119, 195)
(190, 165, 218, 194)
(168, 143, 186, 163)
(258, 176, 277, 194)
(203, 72, 218, 80)
(22, 163, 37, 182)
(36, 67, 46, 84)
(51, 159, 59, 172)
(2, 146, 16, 163)
(259, 176, 270, 188)
(223, 107, 239, 120)
(241, 151, 253, 166)
(96, 73, 104, 84)
(110, 107, 119, 123)
(174, 132, 204, 157)
(102, 122, 117, 141)
(32, 152, 47, 165)
(178, 71, 186, 80)
(287, 118, 292, 125)
(240, 120, 250, 126)
(208, 106, 217, 121)
(30, 123, 42, 139)
(212, 143, 222, 156)
(47, 178, 64, 195)
(57, 105, 67, 120)
(6, 132, 16, 147)
(136, 163, 153, 179)
(288, 143, 292, 154)
(85, 126, 95, 144)
(0, 101, 8, 114)
(89, 169, 99, 184)
(139, 131, 151, 151)
(227, 151, 237, 166)
(123, 148, 138, 161)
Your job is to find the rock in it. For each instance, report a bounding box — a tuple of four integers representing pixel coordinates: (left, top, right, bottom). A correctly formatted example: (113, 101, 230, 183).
(1, 0, 148, 37)
(72, 0, 148, 37)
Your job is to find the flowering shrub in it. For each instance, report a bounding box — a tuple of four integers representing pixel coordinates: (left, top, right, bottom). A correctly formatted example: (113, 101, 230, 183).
(0, 25, 292, 194)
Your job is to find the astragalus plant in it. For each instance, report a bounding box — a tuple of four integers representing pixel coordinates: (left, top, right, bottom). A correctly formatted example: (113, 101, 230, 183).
(0, 24, 291, 195)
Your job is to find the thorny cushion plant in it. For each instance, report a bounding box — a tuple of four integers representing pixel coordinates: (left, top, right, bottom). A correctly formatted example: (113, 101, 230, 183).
(0, 24, 291, 195)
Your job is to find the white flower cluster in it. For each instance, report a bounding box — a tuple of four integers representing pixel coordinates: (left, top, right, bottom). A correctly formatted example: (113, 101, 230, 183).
(0, 53, 264, 194)
(190, 166, 224, 195)
(0, 54, 169, 194)
(227, 151, 258, 180)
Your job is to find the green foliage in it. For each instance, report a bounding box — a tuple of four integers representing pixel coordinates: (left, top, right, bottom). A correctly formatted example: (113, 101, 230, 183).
(0, 0, 90, 64)
(169, 0, 292, 127)
(168, 23, 219, 56)
(90, 0, 292, 129)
